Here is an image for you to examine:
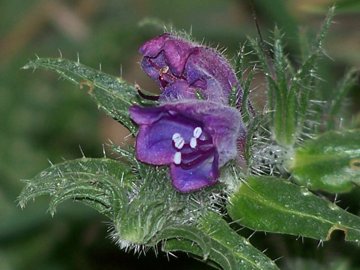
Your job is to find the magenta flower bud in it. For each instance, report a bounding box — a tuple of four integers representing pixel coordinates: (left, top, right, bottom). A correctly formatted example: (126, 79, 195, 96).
(140, 33, 242, 104)
(129, 100, 245, 192)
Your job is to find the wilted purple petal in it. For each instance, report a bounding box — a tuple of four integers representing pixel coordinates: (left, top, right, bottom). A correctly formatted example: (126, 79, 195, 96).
(159, 80, 190, 101)
(139, 33, 242, 104)
(140, 34, 192, 78)
(129, 100, 245, 192)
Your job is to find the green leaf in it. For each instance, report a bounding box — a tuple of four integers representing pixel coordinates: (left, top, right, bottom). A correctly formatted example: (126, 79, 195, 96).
(248, 7, 336, 146)
(327, 69, 359, 130)
(249, 31, 298, 146)
(18, 158, 134, 219)
(164, 238, 219, 268)
(227, 176, 360, 242)
(272, 27, 298, 146)
(163, 212, 279, 270)
(336, 0, 360, 13)
(313, 6, 335, 55)
(160, 225, 212, 259)
(290, 130, 360, 193)
(252, 0, 299, 48)
(18, 157, 170, 248)
(294, 7, 335, 127)
(22, 57, 143, 134)
(18, 156, 225, 252)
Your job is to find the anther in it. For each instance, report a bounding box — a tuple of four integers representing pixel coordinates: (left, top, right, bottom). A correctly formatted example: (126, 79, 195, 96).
(193, 127, 202, 139)
(160, 66, 169, 74)
(172, 133, 181, 141)
(172, 133, 185, 149)
(173, 152, 182, 165)
(174, 138, 185, 149)
(190, 137, 197, 149)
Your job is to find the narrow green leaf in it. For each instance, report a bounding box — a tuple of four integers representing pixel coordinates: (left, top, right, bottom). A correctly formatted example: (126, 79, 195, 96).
(247, 37, 271, 76)
(234, 43, 247, 80)
(22, 57, 142, 134)
(313, 6, 335, 55)
(18, 158, 134, 218)
(250, 33, 298, 146)
(298, 28, 311, 63)
(198, 212, 278, 270)
(232, 42, 255, 124)
(273, 27, 287, 99)
(272, 29, 297, 146)
(18, 156, 224, 251)
(240, 69, 255, 124)
(285, 85, 298, 144)
(328, 69, 359, 130)
(164, 212, 278, 270)
(336, 0, 360, 13)
(290, 129, 360, 193)
(244, 114, 264, 164)
(253, 0, 299, 49)
(163, 239, 221, 268)
(228, 176, 360, 242)
(159, 225, 211, 259)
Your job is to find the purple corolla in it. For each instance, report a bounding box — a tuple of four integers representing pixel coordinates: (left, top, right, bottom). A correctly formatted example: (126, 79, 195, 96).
(129, 101, 245, 192)
(129, 33, 247, 192)
(140, 33, 242, 104)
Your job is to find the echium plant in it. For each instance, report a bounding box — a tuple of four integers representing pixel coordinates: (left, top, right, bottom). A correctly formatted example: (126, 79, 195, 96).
(19, 7, 360, 269)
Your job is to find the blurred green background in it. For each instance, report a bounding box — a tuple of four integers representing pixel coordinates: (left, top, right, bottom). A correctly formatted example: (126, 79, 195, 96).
(0, 0, 359, 269)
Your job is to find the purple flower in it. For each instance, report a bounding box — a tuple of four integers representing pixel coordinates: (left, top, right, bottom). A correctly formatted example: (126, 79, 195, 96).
(130, 33, 248, 192)
(129, 100, 245, 192)
(140, 33, 242, 104)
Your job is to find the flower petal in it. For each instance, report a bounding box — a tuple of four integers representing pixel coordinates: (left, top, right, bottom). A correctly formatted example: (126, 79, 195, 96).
(139, 33, 243, 104)
(161, 100, 246, 166)
(160, 80, 196, 101)
(140, 33, 192, 80)
(139, 33, 170, 57)
(130, 105, 201, 165)
(130, 100, 245, 191)
(184, 47, 239, 104)
(170, 151, 219, 192)
(133, 118, 175, 165)
(129, 105, 164, 125)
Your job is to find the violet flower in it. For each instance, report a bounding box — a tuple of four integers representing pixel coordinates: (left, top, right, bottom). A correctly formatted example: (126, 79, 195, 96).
(130, 33, 247, 192)
(140, 33, 242, 104)
(129, 100, 245, 192)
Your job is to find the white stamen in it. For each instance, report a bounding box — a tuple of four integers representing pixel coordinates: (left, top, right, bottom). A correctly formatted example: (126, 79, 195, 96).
(173, 152, 182, 164)
(193, 127, 202, 139)
(174, 137, 185, 149)
(172, 133, 181, 141)
(190, 137, 197, 149)
(160, 66, 169, 74)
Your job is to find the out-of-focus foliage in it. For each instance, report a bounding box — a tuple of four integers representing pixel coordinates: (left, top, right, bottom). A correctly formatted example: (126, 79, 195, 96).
(1, 0, 359, 269)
